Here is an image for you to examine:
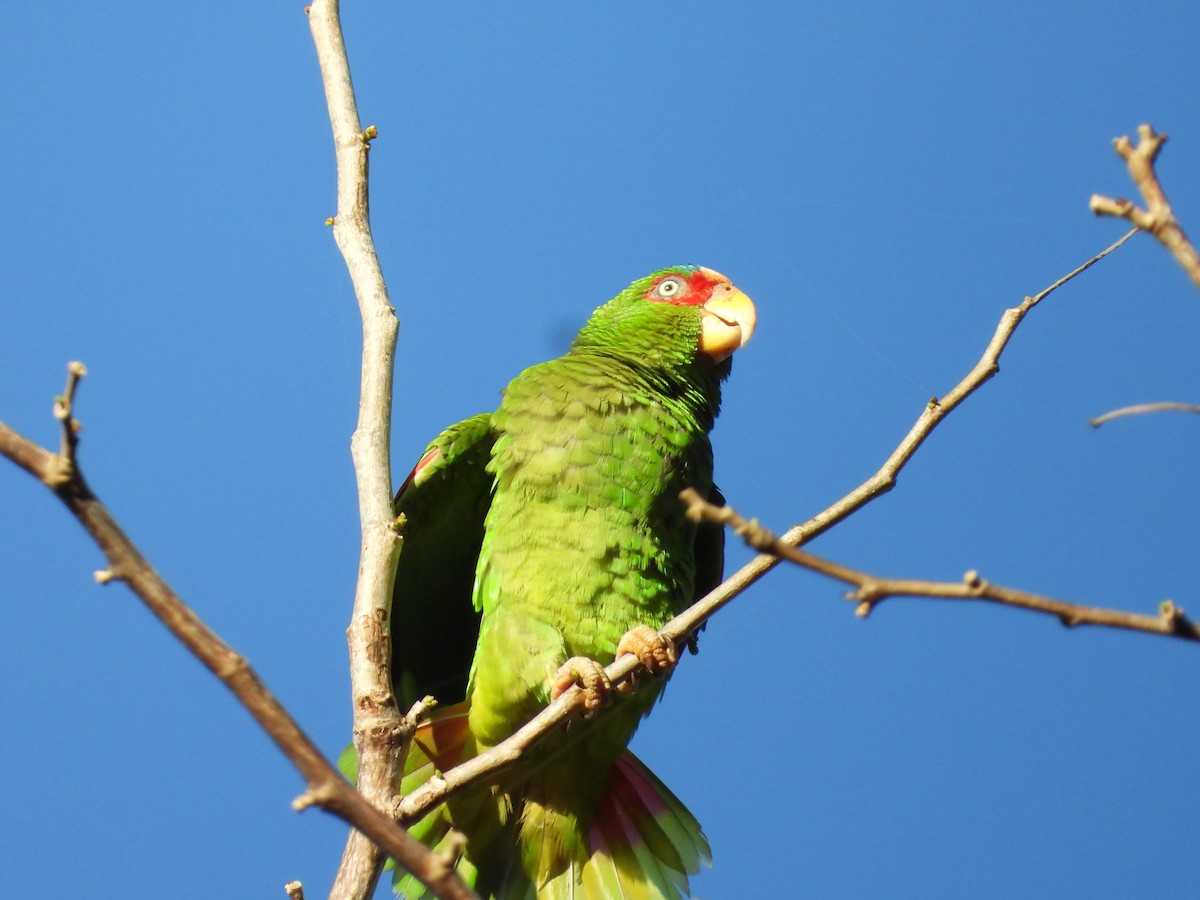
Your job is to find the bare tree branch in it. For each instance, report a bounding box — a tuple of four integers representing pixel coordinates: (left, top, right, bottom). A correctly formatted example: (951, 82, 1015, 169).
(681, 488, 1200, 642)
(1090, 401, 1200, 428)
(304, 2, 437, 897)
(393, 231, 1136, 823)
(1087, 126, 1199, 434)
(749, 229, 1136, 557)
(1091, 123, 1200, 291)
(0, 368, 476, 900)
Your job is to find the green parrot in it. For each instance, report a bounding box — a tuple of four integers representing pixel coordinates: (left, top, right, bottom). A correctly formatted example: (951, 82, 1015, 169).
(389, 265, 756, 899)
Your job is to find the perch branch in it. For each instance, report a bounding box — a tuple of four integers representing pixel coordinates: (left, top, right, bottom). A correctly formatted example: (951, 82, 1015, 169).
(0, 367, 475, 900)
(395, 591, 726, 822)
(1090, 123, 1200, 291)
(1090, 401, 1200, 428)
(392, 230, 1136, 823)
(306, 2, 436, 897)
(681, 488, 1200, 643)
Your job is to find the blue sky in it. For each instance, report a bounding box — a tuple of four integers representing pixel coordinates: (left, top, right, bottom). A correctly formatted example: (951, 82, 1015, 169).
(3, 3, 1200, 898)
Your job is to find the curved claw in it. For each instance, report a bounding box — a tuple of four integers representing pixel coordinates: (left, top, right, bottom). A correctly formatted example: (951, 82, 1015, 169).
(551, 656, 613, 711)
(616, 625, 678, 693)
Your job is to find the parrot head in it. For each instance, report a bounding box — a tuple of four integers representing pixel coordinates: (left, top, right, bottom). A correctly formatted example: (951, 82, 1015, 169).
(642, 266, 756, 362)
(572, 265, 756, 373)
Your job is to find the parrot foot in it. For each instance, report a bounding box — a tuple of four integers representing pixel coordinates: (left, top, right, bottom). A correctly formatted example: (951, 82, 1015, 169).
(551, 657, 613, 712)
(615, 625, 678, 693)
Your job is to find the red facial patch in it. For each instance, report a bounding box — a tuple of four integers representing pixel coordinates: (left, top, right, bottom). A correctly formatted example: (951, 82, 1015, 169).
(643, 268, 724, 307)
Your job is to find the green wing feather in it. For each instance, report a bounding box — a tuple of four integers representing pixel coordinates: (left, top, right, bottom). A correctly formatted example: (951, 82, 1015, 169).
(391, 413, 495, 710)
(389, 411, 721, 712)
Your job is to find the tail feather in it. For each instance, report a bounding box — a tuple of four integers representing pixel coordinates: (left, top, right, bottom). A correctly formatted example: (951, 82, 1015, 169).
(592, 789, 673, 897)
(581, 823, 626, 899)
(391, 704, 709, 899)
(607, 752, 710, 877)
(572, 750, 710, 899)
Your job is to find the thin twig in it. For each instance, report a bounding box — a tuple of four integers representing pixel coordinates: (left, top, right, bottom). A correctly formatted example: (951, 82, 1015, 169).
(0, 368, 475, 900)
(1090, 123, 1200, 291)
(395, 229, 1136, 823)
(681, 488, 1200, 642)
(1090, 401, 1200, 428)
(770, 229, 1137, 550)
(306, 2, 433, 897)
(49, 360, 86, 484)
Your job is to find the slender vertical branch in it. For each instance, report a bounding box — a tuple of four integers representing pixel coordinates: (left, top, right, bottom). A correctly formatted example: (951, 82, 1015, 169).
(307, 2, 457, 897)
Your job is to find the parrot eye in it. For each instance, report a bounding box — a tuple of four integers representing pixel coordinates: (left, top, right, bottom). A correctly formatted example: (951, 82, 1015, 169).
(655, 276, 685, 299)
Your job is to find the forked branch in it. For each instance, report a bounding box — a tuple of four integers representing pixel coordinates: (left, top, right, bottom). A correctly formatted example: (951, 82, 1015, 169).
(681, 488, 1200, 643)
(1088, 124, 1199, 429)
(1091, 123, 1200, 291)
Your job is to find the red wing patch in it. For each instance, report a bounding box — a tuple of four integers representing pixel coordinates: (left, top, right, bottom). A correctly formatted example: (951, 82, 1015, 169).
(399, 447, 441, 497)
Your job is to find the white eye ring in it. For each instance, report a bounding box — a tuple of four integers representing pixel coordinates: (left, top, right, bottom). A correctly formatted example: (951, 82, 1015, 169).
(657, 277, 683, 298)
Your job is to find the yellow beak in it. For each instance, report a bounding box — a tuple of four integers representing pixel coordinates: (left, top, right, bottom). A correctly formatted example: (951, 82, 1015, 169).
(697, 269, 757, 362)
